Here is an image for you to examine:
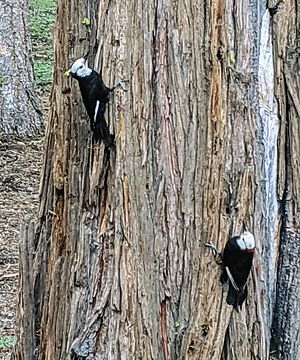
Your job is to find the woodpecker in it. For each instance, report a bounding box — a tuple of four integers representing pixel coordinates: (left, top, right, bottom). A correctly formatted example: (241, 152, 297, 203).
(205, 223, 255, 311)
(66, 57, 127, 146)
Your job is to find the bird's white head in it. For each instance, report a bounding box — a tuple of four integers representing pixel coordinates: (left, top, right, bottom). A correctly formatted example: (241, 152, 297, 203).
(69, 58, 92, 78)
(237, 224, 255, 253)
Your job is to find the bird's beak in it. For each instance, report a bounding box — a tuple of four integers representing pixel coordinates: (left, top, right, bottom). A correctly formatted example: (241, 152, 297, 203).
(243, 222, 248, 232)
(64, 69, 71, 77)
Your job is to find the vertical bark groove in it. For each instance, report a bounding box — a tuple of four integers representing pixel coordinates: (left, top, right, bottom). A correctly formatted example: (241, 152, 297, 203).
(12, 1, 299, 359)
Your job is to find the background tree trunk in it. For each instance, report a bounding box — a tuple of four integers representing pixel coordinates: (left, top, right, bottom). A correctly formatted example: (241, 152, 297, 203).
(270, 0, 300, 357)
(0, 0, 42, 136)
(12, 0, 299, 359)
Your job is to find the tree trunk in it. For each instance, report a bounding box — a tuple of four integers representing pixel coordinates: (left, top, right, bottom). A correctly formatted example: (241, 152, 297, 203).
(270, 0, 300, 358)
(0, 0, 42, 136)
(12, 0, 299, 359)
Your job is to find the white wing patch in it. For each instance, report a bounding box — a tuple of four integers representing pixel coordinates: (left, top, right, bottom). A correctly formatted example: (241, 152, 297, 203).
(94, 100, 100, 123)
(225, 266, 239, 291)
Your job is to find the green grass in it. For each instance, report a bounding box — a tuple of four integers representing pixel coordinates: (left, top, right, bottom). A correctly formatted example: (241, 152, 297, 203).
(34, 60, 53, 89)
(0, 336, 14, 349)
(29, 0, 56, 90)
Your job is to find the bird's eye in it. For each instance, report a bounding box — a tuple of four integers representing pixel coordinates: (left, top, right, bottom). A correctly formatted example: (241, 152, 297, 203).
(79, 65, 83, 69)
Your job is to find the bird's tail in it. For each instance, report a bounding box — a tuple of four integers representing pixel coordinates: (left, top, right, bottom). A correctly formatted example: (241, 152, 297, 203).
(92, 115, 113, 147)
(226, 283, 247, 311)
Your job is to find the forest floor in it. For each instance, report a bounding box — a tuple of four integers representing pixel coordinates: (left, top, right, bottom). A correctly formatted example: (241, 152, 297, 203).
(0, 138, 44, 359)
(0, 0, 54, 358)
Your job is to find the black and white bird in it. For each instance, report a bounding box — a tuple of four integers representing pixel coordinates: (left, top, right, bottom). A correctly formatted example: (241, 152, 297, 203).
(67, 57, 126, 145)
(205, 223, 255, 311)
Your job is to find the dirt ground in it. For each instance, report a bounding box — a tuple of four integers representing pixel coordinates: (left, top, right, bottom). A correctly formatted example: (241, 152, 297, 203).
(0, 136, 44, 359)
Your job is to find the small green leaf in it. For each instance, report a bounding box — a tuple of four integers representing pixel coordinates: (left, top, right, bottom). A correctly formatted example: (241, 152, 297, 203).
(64, 69, 71, 77)
(82, 18, 90, 26)
(229, 50, 235, 64)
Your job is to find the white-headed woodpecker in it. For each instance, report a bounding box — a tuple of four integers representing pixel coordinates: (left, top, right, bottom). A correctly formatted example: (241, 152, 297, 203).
(205, 223, 255, 311)
(66, 57, 127, 146)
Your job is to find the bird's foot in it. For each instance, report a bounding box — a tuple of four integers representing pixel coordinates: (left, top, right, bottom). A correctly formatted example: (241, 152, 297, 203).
(119, 79, 129, 91)
(205, 241, 223, 265)
(114, 79, 129, 91)
(204, 241, 222, 260)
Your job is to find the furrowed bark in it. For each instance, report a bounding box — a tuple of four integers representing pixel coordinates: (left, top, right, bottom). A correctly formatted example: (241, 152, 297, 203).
(13, 225, 36, 359)
(271, 0, 300, 358)
(0, 0, 42, 136)
(12, 1, 299, 359)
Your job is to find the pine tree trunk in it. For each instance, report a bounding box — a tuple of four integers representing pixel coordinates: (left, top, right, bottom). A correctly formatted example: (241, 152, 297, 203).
(12, 0, 299, 359)
(0, 0, 42, 136)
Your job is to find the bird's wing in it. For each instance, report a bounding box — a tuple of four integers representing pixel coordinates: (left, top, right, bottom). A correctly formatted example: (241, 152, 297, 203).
(223, 236, 253, 288)
(93, 72, 110, 102)
(222, 237, 240, 264)
(94, 100, 100, 123)
(225, 266, 239, 291)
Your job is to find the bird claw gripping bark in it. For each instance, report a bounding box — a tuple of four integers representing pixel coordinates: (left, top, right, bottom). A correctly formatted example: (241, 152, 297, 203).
(205, 241, 223, 265)
(204, 241, 221, 256)
(116, 79, 129, 91)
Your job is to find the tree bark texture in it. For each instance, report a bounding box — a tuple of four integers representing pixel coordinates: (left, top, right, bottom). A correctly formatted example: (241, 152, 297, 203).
(12, 0, 299, 359)
(270, 0, 300, 358)
(13, 224, 36, 360)
(0, 0, 42, 136)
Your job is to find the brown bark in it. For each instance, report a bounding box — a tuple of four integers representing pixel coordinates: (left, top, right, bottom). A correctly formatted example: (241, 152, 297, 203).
(270, 0, 300, 358)
(13, 224, 36, 360)
(12, 0, 299, 360)
(0, 0, 42, 136)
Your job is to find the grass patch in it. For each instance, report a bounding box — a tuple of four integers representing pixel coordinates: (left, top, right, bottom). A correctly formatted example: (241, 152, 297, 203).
(34, 60, 53, 89)
(0, 336, 14, 349)
(29, 0, 56, 91)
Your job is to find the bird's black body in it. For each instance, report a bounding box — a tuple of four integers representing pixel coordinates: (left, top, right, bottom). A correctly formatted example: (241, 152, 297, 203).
(73, 70, 113, 145)
(220, 236, 254, 310)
